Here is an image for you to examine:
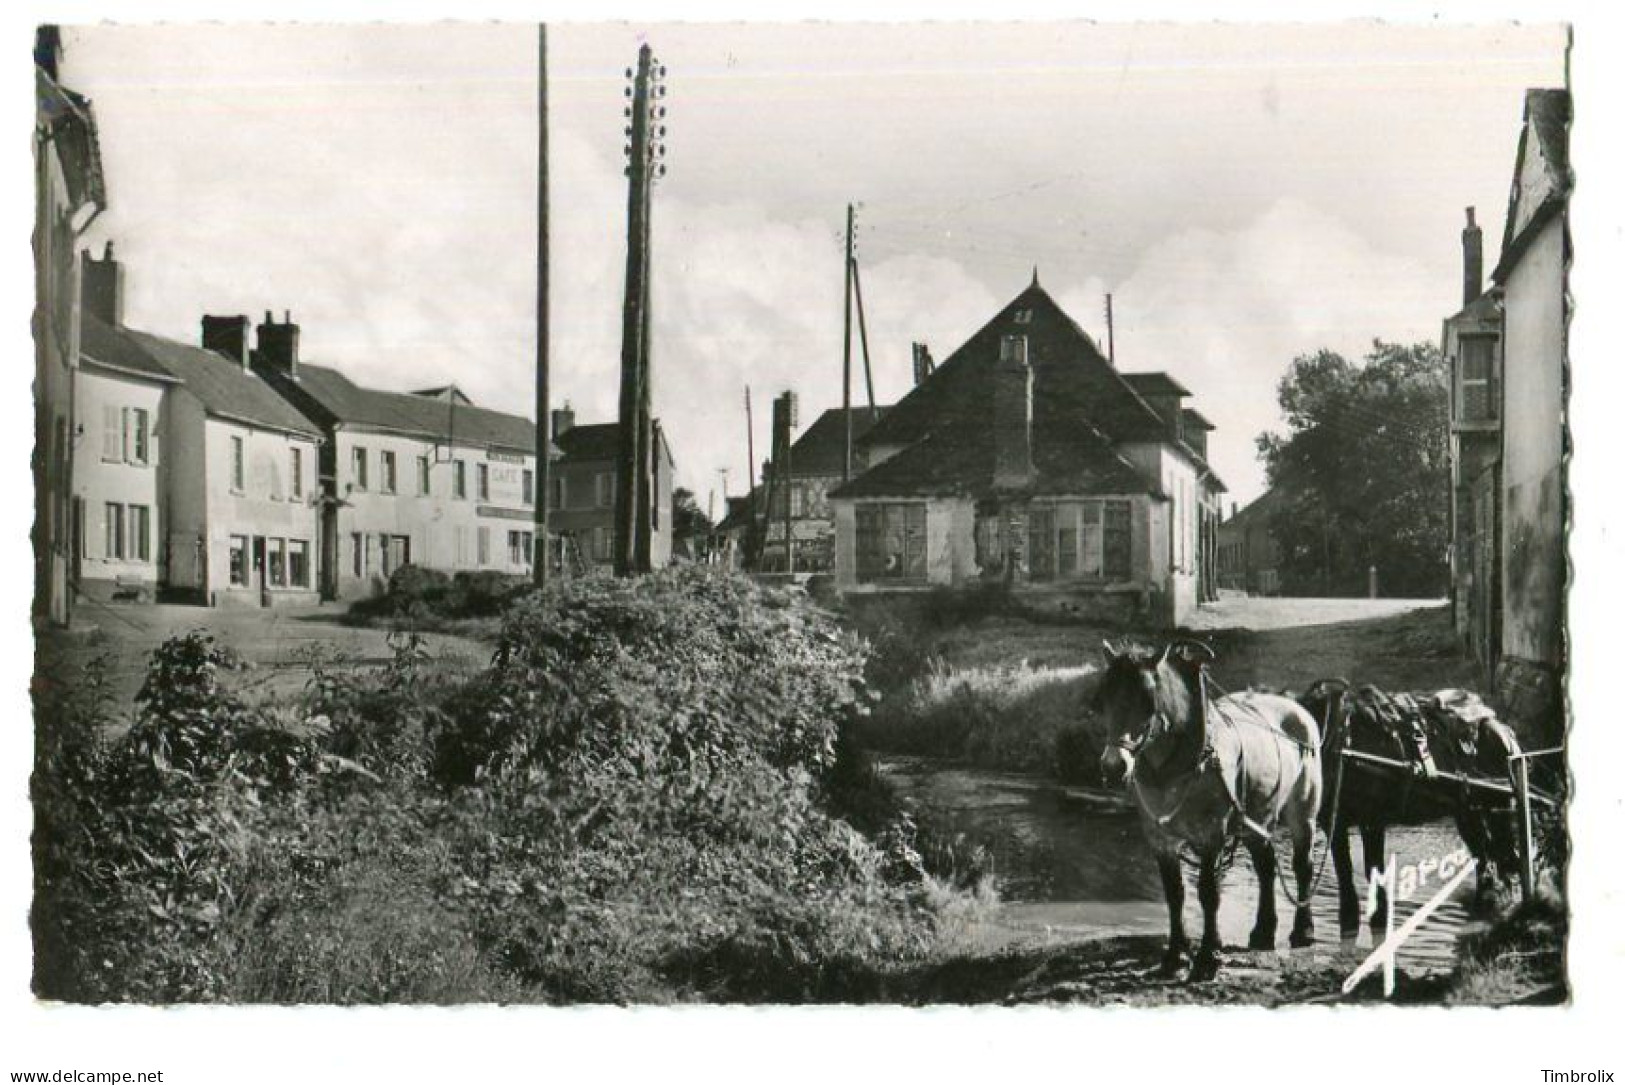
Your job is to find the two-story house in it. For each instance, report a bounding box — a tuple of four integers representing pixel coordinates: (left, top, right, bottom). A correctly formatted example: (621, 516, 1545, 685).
(249, 320, 544, 600)
(548, 406, 674, 575)
(828, 276, 1225, 628)
(72, 250, 324, 608)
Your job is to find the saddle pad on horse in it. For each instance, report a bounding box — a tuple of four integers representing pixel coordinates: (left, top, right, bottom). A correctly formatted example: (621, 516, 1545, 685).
(1348, 686, 1439, 778)
(1342, 685, 1509, 777)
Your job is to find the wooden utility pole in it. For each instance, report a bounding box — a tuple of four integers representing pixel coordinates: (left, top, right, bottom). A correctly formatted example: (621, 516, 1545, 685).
(533, 23, 551, 589)
(1104, 293, 1116, 366)
(842, 203, 855, 483)
(775, 391, 797, 575)
(851, 258, 877, 417)
(613, 44, 664, 576)
(745, 385, 756, 493)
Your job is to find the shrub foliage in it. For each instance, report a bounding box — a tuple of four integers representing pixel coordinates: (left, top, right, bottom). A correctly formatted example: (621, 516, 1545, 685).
(33, 568, 948, 1003)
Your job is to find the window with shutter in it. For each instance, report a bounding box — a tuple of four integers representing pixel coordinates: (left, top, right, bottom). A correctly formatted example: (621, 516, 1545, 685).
(102, 405, 121, 461)
(1459, 336, 1497, 423)
(1104, 500, 1132, 580)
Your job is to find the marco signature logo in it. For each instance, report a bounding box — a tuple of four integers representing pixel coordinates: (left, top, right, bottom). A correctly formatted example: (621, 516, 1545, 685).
(1342, 846, 1476, 998)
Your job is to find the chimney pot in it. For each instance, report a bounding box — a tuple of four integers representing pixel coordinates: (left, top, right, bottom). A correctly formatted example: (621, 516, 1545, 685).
(551, 405, 576, 439)
(202, 315, 251, 370)
(81, 244, 125, 326)
(1462, 205, 1484, 307)
(254, 312, 300, 379)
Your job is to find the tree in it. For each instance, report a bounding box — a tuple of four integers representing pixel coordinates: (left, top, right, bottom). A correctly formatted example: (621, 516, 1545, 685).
(1256, 340, 1450, 598)
(671, 487, 714, 561)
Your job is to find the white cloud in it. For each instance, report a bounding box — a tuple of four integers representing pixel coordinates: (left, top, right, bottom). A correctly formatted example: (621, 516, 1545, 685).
(1058, 198, 1440, 506)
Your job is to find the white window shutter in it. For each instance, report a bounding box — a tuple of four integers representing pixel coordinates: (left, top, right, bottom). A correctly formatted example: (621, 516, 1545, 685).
(102, 405, 121, 460)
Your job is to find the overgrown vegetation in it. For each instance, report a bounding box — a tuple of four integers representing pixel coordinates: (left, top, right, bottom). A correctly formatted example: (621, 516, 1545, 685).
(345, 564, 533, 633)
(32, 567, 973, 1004)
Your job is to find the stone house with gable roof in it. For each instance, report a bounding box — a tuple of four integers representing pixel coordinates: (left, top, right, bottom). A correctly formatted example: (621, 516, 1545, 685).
(829, 275, 1225, 627)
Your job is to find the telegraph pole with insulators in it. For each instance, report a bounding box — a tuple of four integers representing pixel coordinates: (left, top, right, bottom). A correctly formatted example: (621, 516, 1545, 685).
(613, 44, 667, 576)
(533, 23, 551, 589)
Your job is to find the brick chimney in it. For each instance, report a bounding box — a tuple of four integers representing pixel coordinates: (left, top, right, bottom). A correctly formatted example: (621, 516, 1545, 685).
(551, 404, 576, 439)
(256, 310, 300, 379)
(992, 335, 1034, 491)
(1462, 206, 1483, 307)
(81, 241, 123, 326)
(202, 314, 251, 369)
(911, 342, 936, 386)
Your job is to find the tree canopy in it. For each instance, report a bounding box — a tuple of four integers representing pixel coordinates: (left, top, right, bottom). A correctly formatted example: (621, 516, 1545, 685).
(1256, 340, 1450, 598)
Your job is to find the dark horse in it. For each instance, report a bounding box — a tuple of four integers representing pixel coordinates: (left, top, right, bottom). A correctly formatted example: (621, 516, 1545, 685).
(1296, 680, 1523, 940)
(1095, 641, 1322, 981)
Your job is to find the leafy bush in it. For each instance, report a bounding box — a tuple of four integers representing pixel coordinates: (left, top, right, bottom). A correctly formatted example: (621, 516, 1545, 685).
(348, 564, 531, 627)
(34, 569, 956, 1004)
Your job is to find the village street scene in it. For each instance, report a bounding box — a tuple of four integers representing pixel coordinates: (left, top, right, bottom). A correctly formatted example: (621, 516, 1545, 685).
(29, 21, 1569, 1011)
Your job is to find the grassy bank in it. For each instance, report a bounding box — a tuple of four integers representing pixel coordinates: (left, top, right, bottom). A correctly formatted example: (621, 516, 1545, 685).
(844, 597, 1487, 785)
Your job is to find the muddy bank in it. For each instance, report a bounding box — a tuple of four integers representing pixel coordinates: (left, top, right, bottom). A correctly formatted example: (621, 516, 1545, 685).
(877, 757, 1526, 1004)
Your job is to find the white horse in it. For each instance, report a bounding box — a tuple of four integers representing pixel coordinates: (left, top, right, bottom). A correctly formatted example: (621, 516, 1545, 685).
(1095, 640, 1324, 981)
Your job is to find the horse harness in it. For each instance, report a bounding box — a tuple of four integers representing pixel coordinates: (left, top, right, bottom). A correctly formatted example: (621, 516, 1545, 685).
(1129, 670, 1315, 842)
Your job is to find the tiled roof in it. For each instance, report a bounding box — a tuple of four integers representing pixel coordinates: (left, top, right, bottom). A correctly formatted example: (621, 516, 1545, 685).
(83, 315, 321, 437)
(781, 405, 892, 478)
(1447, 286, 1503, 327)
(835, 281, 1208, 500)
(859, 281, 1170, 455)
(288, 364, 537, 453)
(554, 421, 675, 468)
(834, 415, 1155, 500)
(1497, 88, 1570, 280)
(80, 314, 180, 383)
(1220, 487, 1286, 534)
(555, 422, 620, 462)
(1122, 372, 1192, 398)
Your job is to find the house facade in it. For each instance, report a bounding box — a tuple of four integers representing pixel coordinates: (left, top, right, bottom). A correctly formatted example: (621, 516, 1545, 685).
(72, 252, 324, 608)
(828, 279, 1225, 628)
(33, 27, 106, 625)
(250, 322, 543, 600)
(1492, 89, 1569, 737)
(758, 405, 890, 574)
(1444, 87, 1568, 740)
(1216, 489, 1284, 596)
(548, 408, 674, 575)
(75, 268, 177, 602)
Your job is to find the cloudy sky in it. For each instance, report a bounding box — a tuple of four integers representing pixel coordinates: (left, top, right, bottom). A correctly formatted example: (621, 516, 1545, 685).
(61, 21, 1566, 507)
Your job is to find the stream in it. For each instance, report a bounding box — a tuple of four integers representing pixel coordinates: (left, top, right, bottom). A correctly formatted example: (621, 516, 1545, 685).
(883, 757, 1482, 975)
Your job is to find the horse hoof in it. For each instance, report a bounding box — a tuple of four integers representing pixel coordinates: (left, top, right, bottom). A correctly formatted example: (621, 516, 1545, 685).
(1156, 949, 1187, 978)
(1188, 951, 1221, 983)
(1248, 928, 1277, 952)
(1289, 927, 1316, 949)
(1339, 926, 1360, 944)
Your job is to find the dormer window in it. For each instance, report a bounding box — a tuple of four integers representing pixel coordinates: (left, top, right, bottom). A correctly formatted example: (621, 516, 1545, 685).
(1013, 309, 1033, 325)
